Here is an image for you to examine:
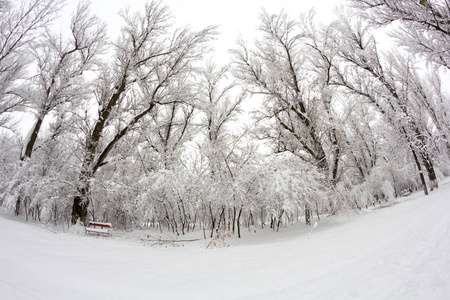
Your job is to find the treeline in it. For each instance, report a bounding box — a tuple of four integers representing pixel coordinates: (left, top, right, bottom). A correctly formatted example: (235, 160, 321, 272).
(0, 0, 449, 237)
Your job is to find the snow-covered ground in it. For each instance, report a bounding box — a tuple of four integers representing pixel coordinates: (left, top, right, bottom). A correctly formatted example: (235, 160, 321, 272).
(1, 180, 450, 300)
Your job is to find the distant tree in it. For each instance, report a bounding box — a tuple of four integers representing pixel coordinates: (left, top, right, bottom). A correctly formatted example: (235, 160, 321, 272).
(197, 62, 245, 175)
(144, 92, 197, 170)
(144, 167, 199, 235)
(244, 153, 328, 229)
(195, 62, 249, 237)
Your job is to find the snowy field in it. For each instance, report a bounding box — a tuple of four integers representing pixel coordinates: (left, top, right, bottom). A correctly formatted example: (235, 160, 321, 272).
(1, 181, 450, 300)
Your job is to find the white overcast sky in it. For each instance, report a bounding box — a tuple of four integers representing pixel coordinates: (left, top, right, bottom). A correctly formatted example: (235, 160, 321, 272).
(60, 0, 345, 60)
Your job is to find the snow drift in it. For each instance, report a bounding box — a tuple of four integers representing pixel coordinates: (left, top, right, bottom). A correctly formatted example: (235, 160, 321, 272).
(1, 180, 450, 300)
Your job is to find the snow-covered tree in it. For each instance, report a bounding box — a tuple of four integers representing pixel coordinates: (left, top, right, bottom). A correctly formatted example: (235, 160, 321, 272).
(331, 15, 439, 194)
(71, 1, 216, 224)
(348, 0, 450, 70)
(231, 10, 346, 185)
(2, 1, 103, 216)
(0, 0, 63, 130)
(19, 1, 106, 160)
(244, 153, 329, 228)
(196, 62, 245, 175)
(143, 93, 197, 170)
(299, 12, 348, 184)
(2, 115, 80, 222)
(402, 67, 450, 158)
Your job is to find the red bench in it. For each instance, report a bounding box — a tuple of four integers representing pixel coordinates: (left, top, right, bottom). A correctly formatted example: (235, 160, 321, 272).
(85, 221, 112, 236)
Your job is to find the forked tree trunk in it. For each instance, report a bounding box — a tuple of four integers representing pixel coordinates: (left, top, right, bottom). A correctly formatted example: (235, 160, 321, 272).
(276, 209, 285, 232)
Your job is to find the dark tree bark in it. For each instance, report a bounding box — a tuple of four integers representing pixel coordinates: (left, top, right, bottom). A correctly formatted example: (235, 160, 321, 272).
(71, 194, 89, 225)
(305, 204, 311, 225)
(20, 117, 44, 161)
(237, 207, 242, 238)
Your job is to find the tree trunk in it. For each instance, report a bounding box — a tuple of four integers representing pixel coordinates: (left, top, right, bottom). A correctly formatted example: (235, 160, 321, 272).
(421, 152, 438, 191)
(237, 207, 242, 238)
(71, 194, 89, 225)
(217, 206, 225, 230)
(305, 204, 311, 225)
(21, 116, 44, 160)
(232, 206, 236, 234)
(276, 209, 285, 232)
(410, 146, 429, 196)
(315, 201, 321, 221)
(71, 75, 128, 225)
(14, 196, 21, 216)
(24, 197, 29, 221)
(330, 128, 340, 184)
(260, 207, 264, 229)
(209, 203, 216, 238)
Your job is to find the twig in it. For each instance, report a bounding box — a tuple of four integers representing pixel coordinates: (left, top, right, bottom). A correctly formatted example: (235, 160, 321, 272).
(141, 238, 200, 243)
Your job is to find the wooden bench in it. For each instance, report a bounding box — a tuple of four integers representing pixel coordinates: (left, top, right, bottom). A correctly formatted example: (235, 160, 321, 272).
(85, 221, 112, 236)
